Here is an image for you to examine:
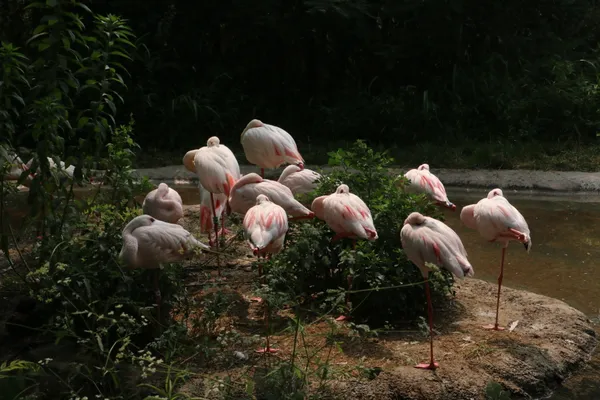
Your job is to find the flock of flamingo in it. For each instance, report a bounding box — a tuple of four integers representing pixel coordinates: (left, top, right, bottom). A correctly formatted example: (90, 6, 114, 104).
(2, 119, 533, 370)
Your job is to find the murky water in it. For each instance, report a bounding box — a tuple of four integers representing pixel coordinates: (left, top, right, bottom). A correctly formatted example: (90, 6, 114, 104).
(443, 188, 600, 400)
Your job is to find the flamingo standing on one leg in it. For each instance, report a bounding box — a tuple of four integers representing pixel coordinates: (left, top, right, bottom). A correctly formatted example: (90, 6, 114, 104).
(460, 188, 531, 331)
(198, 182, 227, 246)
(403, 164, 456, 211)
(240, 119, 304, 178)
(119, 215, 213, 322)
(183, 137, 240, 276)
(278, 164, 322, 195)
(243, 194, 289, 354)
(142, 182, 184, 224)
(229, 173, 314, 221)
(311, 184, 378, 321)
(401, 212, 474, 370)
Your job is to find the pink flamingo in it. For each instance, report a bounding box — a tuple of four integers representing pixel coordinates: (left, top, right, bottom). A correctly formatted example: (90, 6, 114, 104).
(460, 188, 531, 331)
(401, 212, 474, 370)
(278, 164, 322, 195)
(404, 164, 456, 211)
(240, 119, 304, 177)
(120, 215, 212, 321)
(311, 184, 378, 321)
(198, 182, 228, 246)
(243, 194, 289, 354)
(183, 137, 241, 276)
(228, 173, 314, 221)
(142, 183, 184, 224)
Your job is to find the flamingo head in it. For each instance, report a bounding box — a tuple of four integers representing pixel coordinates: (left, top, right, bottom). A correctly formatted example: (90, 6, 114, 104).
(335, 184, 350, 194)
(256, 194, 270, 205)
(487, 188, 504, 199)
(296, 162, 305, 170)
(404, 212, 426, 226)
(417, 163, 430, 171)
(246, 119, 263, 129)
(207, 136, 220, 147)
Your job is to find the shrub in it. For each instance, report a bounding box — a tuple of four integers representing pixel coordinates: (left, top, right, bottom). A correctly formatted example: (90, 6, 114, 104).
(263, 140, 455, 326)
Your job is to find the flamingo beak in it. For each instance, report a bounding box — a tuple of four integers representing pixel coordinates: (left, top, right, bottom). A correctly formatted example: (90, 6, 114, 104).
(297, 162, 304, 170)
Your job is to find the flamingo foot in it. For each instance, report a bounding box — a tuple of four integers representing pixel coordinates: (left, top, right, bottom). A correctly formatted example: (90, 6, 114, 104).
(255, 347, 278, 354)
(219, 227, 233, 236)
(250, 296, 263, 303)
(335, 315, 351, 322)
(415, 362, 439, 370)
(482, 324, 505, 331)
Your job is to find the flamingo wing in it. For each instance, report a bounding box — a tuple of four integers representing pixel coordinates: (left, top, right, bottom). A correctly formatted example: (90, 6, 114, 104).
(243, 203, 288, 250)
(135, 221, 207, 264)
(241, 124, 304, 168)
(280, 168, 321, 194)
(323, 195, 376, 240)
(194, 148, 238, 196)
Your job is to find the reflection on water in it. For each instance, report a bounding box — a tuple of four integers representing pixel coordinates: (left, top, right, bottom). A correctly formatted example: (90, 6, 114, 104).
(443, 189, 600, 400)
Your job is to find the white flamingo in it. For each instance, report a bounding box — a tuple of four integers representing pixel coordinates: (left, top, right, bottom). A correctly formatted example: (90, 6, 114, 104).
(404, 164, 455, 211)
(278, 165, 322, 195)
(142, 183, 184, 224)
(243, 194, 289, 353)
(119, 214, 212, 319)
(229, 173, 314, 220)
(240, 119, 304, 177)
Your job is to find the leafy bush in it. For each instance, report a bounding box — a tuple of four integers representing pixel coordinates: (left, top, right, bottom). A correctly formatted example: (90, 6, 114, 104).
(263, 140, 454, 326)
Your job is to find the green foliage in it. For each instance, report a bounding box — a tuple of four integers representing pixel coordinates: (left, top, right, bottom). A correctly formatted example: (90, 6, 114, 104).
(485, 381, 512, 400)
(264, 140, 453, 325)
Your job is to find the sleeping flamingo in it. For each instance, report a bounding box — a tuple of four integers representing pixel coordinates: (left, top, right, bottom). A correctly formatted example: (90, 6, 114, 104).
(278, 164, 322, 195)
(460, 188, 531, 331)
(183, 137, 241, 275)
(142, 183, 184, 224)
(120, 214, 213, 321)
(401, 212, 474, 370)
(228, 173, 314, 220)
(240, 119, 304, 177)
(198, 182, 228, 246)
(311, 184, 378, 321)
(1, 146, 32, 190)
(404, 164, 456, 211)
(243, 194, 289, 354)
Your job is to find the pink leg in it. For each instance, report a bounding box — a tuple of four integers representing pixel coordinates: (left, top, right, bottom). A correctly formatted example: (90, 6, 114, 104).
(483, 246, 507, 331)
(210, 193, 223, 278)
(154, 269, 162, 324)
(336, 240, 357, 322)
(415, 279, 439, 369)
(256, 298, 278, 354)
(250, 254, 264, 303)
(219, 213, 232, 236)
(208, 231, 215, 247)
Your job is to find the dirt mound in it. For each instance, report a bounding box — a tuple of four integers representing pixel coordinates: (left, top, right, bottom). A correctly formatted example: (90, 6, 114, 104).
(328, 279, 597, 399)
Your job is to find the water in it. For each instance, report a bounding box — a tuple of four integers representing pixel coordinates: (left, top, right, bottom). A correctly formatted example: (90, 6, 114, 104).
(442, 188, 600, 399)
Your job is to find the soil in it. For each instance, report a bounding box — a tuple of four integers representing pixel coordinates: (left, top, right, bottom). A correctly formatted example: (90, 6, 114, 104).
(177, 206, 598, 400)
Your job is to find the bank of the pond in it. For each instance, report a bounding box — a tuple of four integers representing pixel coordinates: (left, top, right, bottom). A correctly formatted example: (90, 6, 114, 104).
(326, 278, 597, 400)
(131, 165, 600, 193)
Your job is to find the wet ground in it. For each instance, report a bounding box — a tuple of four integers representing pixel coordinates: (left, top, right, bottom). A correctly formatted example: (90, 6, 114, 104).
(443, 188, 600, 400)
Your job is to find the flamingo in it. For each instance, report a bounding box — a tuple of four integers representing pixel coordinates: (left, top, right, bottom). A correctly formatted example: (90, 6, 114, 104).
(25, 157, 75, 179)
(242, 194, 289, 354)
(1, 148, 32, 190)
(228, 173, 314, 220)
(278, 165, 322, 195)
(142, 183, 184, 224)
(119, 214, 212, 320)
(198, 182, 228, 246)
(311, 184, 378, 321)
(460, 188, 531, 331)
(183, 137, 241, 275)
(401, 212, 474, 370)
(403, 164, 456, 211)
(240, 119, 304, 177)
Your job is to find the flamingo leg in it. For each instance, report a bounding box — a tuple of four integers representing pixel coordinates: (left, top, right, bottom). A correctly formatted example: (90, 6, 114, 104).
(219, 213, 232, 236)
(250, 254, 264, 303)
(483, 245, 507, 331)
(210, 193, 223, 278)
(335, 240, 356, 322)
(256, 300, 278, 354)
(415, 278, 439, 369)
(154, 269, 162, 324)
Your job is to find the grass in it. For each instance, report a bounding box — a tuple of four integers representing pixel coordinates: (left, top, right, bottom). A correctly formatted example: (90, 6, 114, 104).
(134, 140, 600, 172)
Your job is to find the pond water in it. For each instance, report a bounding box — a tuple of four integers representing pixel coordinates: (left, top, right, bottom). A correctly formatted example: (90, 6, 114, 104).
(442, 188, 600, 400)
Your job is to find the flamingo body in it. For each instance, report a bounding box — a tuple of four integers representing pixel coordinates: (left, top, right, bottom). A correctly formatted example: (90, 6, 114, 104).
(240, 119, 304, 169)
(243, 194, 289, 255)
(229, 173, 314, 218)
(404, 164, 455, 211)
(142, 183, 184, 224)
(278, 165, 321, 195)
(183, 137, 240, 196)
(311, 184, 378, 241)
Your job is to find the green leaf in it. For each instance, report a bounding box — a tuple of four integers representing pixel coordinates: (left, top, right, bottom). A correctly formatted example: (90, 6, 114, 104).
(46, 0, 57, 6)
(109, 51, 133, 60)
(77, 117, 89, 128)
